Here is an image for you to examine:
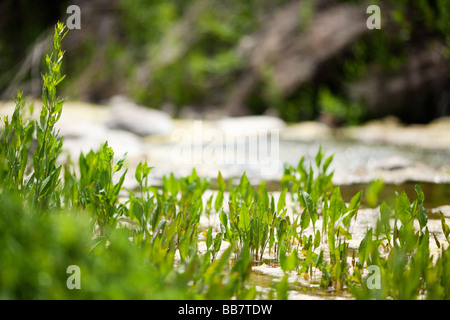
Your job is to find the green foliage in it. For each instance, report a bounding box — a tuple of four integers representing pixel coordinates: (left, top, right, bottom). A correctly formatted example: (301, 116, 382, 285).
(0, 23, 68, 212)
(111, 0, 450, 123)
(352, 187, 450, 299)
(64, 142, 128, 236)
(319, 88, 364, 125)
(281, 146, 334, 209)
(1, 21, 450, 300)
(0, 92, 35, 193)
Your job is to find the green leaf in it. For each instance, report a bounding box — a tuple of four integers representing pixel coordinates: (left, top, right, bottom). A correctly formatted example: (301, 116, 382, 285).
(329, 187, 344, 224)
(299, 189, 314, 214)
(206, 194, 213, 215)
(213, 233, 223, 254)
(206, 226, 213, 249)
(277, 188, 287, 213)
(415, 184, 425, 204)
(134, 162, 142, 183)
(441, 212, 450, 243)
(214, 190, 224, 212)
(417, 204, 428, 229)
(277, 218, 288, 241)
(358, 228, 373, 265)
(219, 210, 228, 228)
(315, 146, 324, 168)
(300, 208, 310, 231)
(239, 202, 250, 232)
(217, 171, 226, 191)
(178, 234, 191, 261)
(38, 171, 55, 197)
(395, 191, 412, 225)
(379, 201, 392, 238)
(314, 229, 321, 249)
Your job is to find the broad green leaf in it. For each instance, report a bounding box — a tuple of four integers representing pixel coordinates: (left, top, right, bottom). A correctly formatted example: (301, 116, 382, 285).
(380, 201, 391, 228)
(300, 208, 310, 231)
(358, 228, 373, 265)
(277, 188, 287, 213)
(219, 210, 228, 228)
(214, 190, 224, 212)
(160, 219, 175, 248)
(329, 186, 344, 224)
(213, 233, 223, 254)
(277, 218, 288, 241)
(206, 226, 213, 249)
(395, 191, 412, 225)
(314, 229, 321, 249)
(299, 189, 314, 214)
(239, 202, 250, 232)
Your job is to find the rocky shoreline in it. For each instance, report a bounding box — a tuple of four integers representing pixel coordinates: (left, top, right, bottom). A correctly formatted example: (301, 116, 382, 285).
(1, 97, 449, 189)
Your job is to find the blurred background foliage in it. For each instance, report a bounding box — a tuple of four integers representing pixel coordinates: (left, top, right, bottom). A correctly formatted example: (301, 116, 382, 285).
(0, 0, 449, 124)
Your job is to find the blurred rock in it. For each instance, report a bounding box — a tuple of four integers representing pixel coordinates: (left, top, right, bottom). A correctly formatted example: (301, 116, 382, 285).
(107, 95, 173, 136)
(62, 126, 145, 161)
(431, 206, 450, 219)
(344, 116, 450, 150)
(178, 105, 202, 119)
(280, 121, 332, 141)
(369, 156, 415, 171)
(54, 101, 147, 161)
(216, 115, 285, 136)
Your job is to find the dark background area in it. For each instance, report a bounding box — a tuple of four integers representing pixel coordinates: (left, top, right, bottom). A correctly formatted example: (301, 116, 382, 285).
(1, 0, 449, 125)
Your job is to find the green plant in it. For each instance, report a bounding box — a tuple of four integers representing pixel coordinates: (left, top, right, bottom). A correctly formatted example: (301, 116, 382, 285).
(0, 23, 68, 215)
(64, 142, 128, 236)
(31, 23, 68, 212)
(0, 92, 35, 194)
(352, 185, 450, 299)
(281, 146, 334, 209)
